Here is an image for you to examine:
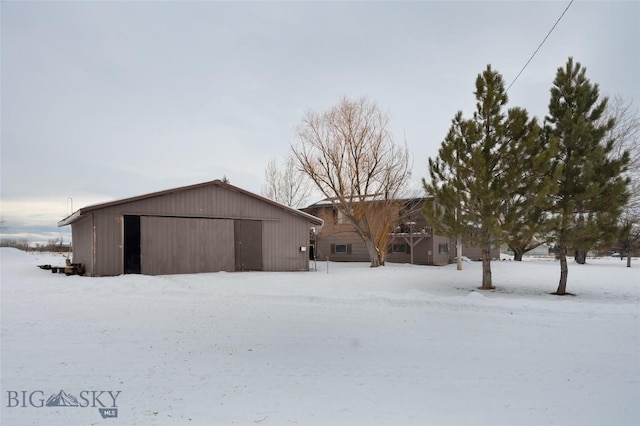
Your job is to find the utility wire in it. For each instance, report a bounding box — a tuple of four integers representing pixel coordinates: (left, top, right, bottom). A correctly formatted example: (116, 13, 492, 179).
(506, 0, 574, 93)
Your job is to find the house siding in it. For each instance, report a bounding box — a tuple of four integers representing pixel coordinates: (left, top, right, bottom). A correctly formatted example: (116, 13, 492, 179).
(306, 206, 363, 262)
(306, 202, 439, 265)
(320, 233, 370, 262)
(431, 235, 452, 266)
(303, 198, 498, 266)
(387, 238, 432, 265)
(452, 240, 501, 261)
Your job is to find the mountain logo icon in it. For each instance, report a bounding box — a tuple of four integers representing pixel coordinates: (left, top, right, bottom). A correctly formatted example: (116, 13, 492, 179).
(45, 389, 79, 407)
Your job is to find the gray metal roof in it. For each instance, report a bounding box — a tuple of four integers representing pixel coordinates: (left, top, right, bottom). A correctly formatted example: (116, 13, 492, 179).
(58, 179, 324, 227)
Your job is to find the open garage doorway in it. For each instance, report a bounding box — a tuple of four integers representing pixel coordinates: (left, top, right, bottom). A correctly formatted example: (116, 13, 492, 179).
(123, 215, 141, 274)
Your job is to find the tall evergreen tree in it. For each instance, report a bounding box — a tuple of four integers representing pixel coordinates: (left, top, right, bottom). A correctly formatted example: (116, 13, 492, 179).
(423, 111, 474, 272)
(425, 66, 550, 288)
(545, 58, 630, 295)
(501, 108, 558, 260)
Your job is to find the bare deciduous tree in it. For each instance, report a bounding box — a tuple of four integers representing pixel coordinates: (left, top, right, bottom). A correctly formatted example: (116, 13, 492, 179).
(262, 155, 313, 208)
(292, 96, 411, 267)
(604, 95, 640, 210)
(601, 96, 640, 267)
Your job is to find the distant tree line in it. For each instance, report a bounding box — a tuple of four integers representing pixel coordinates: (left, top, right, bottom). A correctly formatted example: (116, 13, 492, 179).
(1, 238, 71, 252)
(0, 239, 31, 251)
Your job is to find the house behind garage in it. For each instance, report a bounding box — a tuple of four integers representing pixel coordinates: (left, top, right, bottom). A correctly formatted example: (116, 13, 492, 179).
(58, 180, 323, 276)
(303, 196, 499, 265)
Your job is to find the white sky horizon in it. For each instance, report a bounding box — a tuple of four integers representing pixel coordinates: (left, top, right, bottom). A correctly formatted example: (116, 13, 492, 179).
(2, 1, 638, 243)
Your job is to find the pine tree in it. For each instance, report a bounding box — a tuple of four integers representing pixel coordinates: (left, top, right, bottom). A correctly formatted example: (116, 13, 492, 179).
(501, 108, 558, 260)
(546, 58, 630, 295)
(467, 67, 517, 288)
(425, 65, 559, 287)
(423, 111, 474, 271)
(425, 66, 534, 289)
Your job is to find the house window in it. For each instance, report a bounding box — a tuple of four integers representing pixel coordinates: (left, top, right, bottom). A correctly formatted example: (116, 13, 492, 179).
(438, 243, 449, 254)
(392, 244, 408, 253)
(336, 209, 350, 225)
(330, 244, 352, 254)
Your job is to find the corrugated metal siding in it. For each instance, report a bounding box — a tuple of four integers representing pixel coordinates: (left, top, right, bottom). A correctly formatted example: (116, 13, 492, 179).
(99, 185, 280, 219)
(234, 220, 263, 271)
(71, 215, 94, 275)
(91, 211, 123, 276)
(71, 184, 313, 275)
(263, 219, 309, 271)
(141, 216, 234, 275)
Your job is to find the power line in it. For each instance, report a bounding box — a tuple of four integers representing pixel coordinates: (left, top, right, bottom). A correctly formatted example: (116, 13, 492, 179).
(506, 0, 574, 93)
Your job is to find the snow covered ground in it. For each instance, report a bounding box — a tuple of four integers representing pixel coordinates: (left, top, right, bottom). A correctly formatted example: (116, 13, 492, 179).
(1, 247, 638, 426)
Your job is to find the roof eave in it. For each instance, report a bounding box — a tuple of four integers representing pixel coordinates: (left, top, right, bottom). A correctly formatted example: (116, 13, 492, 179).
(56, 179, 324, 227)
(58, 210, 83, 227)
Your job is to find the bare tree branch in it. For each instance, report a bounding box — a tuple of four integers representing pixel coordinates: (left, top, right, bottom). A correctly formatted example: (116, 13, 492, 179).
(603, 95, 640, 211)
(262, 154, 313, 208)
(292, 96, 411, 267)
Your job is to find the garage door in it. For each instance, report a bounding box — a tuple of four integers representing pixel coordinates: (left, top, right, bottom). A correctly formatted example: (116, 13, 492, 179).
(141, 216, 234, 275)
(234, 219, 263, 271)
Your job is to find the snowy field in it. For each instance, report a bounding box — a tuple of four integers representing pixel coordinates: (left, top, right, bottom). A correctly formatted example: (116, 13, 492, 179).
(1, 247, 638, 426)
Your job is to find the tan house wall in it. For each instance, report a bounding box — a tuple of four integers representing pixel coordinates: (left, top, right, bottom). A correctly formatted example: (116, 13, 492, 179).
(453, 240, 501, 261)
(304, 198, 499, 266)
(307, 201, 444, 265)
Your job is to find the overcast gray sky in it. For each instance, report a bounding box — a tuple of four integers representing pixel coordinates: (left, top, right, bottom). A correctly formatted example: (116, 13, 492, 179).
(1, 0, 638, 243)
